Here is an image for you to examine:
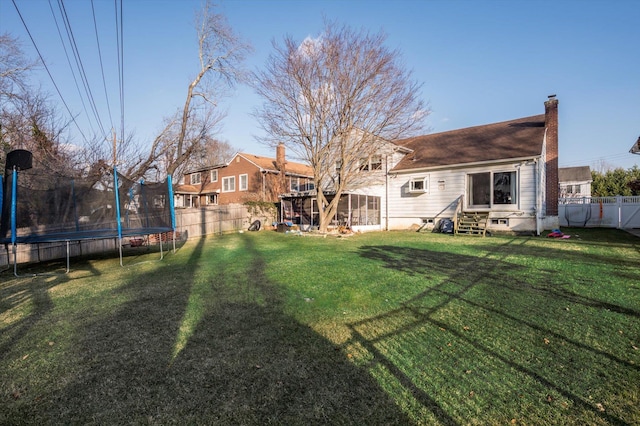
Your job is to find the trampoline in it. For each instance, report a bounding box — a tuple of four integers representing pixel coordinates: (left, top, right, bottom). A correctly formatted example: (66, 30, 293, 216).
(1, 149, 176, 276)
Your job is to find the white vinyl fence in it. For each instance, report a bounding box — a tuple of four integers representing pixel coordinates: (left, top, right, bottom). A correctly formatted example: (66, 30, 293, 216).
(559, 196, 640, 229)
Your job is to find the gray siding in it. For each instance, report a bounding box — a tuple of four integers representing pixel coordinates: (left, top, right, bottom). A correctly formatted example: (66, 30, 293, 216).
(387, 160, 540, 231)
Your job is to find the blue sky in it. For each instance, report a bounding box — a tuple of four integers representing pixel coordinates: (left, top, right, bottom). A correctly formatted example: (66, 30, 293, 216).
(2, 0, 639, 170)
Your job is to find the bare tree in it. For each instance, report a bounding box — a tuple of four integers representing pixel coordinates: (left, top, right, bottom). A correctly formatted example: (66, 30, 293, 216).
(0, 34, 81, 174)
(126, 1, 251, 182)
(0, 33, 37, 104)
(253, 20, 428, 232)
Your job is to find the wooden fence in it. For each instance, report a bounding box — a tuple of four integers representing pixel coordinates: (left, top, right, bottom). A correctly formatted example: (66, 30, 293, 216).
(1, 204, 276, 268)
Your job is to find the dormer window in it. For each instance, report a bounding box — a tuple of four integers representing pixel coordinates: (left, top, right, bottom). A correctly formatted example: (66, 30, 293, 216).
(358, 155, 383, 172)
(370, 155, 383, 170)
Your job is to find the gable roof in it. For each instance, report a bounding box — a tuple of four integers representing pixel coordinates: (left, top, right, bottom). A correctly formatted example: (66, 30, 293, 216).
(237, 153, 312, 177)
(630, 136, 640, 154)
(186, 152, 313, 177)
(559, 166, 592, 182)
(391, 114, 546, 171)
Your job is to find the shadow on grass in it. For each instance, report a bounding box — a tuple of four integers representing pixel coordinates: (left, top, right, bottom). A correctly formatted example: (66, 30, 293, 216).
(5, 235, 410, 424)
(352, 241, 639, 425)
(0, 259, 102, 358)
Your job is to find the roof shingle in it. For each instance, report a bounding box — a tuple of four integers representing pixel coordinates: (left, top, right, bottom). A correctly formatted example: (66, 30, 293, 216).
(559, 166, 592, 182)
(392, 114, 546, 171)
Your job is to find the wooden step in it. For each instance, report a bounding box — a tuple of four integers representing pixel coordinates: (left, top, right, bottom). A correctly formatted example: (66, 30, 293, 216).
(456, 211, 489, 236)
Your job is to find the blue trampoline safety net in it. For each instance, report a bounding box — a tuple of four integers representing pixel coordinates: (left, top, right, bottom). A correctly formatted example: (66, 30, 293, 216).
(1, 165, 175, 245)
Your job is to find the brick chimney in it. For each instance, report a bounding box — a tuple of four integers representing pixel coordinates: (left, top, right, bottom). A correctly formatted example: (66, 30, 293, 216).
(544, 95, 559, 216)
(276, 143, 286, 172)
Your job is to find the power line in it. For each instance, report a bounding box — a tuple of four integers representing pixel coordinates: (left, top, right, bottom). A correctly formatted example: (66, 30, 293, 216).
(115, 0, 125, 155)
(91, 0, 115, 133)
(11, 0, 90, 144)
(57, 0, 109, 141)
(47, 0, 98, 139)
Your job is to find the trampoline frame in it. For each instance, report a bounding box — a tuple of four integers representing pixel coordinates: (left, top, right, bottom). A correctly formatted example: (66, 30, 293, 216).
(1, 166, 177, 277)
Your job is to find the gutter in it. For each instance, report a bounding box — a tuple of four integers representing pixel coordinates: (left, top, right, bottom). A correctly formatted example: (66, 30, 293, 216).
(391, 155, 541, 175)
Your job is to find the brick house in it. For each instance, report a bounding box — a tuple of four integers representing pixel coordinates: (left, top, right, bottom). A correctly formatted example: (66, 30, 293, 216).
(174, 144, 314, 207)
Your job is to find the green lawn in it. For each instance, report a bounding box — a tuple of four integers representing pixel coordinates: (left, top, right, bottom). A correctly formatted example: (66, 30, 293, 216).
(1, 229, 639, 425)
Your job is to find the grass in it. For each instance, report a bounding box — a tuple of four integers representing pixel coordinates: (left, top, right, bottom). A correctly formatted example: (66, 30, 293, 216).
(1, 228, 639, 425)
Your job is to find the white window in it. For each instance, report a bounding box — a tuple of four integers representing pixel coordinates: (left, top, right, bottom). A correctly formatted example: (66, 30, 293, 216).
(359, 158, 369, 171)
(222, 176, 235, 192)
(188, 195, 199, 208)
(290, 177, 299, 192)
(359, 156, 383, 172)
(409, 176, 429, 193)
(190, 173, 201, 185)
(370, 155, 383, 171)
(468, 171, 517, 207)
(210, 170, 218, 182)
(239, 174, 248, 191)
(207, 194, 218, 205)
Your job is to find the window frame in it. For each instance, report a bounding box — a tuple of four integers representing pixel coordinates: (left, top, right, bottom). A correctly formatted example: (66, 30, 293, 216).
(210, 170, 218, 182)
(467, 170, 518, 209)
(222, 176, 236, 192)
(409, 176, 429, 193)
(239, 174, 248, 191)
(190, 172, 201, 185)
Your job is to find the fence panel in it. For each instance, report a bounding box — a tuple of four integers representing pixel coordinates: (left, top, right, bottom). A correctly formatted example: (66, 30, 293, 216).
(559, 196, 640, 228)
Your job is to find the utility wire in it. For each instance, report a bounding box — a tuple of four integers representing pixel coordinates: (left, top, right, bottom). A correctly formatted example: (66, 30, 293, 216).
(115, 0, 125, 156)
(57, 0, 109, 141)
(47, 0, 98, 139)
(91, 0, 115, 133)
(11, 0, 90, 144)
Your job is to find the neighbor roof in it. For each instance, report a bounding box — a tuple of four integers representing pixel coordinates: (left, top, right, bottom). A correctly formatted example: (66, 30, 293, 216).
(559, 166, 592, 182)
(630, 136, 640, 154)
(391, 114, 546, 171)
(238, 153, 313, 177)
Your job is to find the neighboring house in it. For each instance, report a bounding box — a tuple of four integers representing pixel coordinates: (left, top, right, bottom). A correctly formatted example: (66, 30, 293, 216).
(630, 136, 640, 155)
(559, 166, 592, 198)
(174, 144, 313, 207)
(282, 95, 560, 235)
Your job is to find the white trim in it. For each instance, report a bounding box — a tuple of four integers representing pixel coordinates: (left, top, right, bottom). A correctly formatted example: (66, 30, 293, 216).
(222, 176, 235, 192)
(239, 173, 248, 191)
(409, 176, 429, 193)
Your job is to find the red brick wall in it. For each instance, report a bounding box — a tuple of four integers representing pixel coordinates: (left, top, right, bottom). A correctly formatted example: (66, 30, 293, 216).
(544, 96, 559, 216)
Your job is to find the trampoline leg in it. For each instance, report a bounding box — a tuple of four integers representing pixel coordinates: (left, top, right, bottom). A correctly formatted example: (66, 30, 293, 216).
(159, 233, 164, 260)
(119, 237, 123, 267)
(65, 240, 70, 274)
(13, 244, 18, 278)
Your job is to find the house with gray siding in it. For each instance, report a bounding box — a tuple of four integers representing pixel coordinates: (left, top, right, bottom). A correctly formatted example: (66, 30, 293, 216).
(383, 96, 560, 234)
(280, 96, 560, 235)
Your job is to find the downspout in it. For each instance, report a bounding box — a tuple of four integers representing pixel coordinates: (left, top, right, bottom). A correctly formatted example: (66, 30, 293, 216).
(534, 158, 540, 236)
(385, 154, 389, 231)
